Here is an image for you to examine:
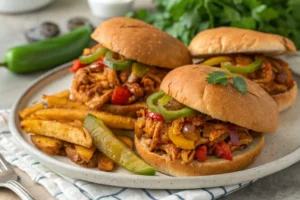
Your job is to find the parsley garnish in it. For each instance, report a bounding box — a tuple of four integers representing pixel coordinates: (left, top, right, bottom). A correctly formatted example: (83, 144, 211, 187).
(206, 71, 247, 94)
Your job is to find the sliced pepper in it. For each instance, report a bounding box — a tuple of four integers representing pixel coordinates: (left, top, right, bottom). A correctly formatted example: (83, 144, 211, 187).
(79, 47, 108, 64)
(214, 141, 233, 161)
(111, 86, 132, 105)
(132, 62, 149, 77)
(146, 91, 164, 113)
(157, 101, 196, 120)
(195, 146, 207, 162)
(202, 56, 232, 66)
(158, 94, 172, 106)
(69, 59, 85, 73)
(146, 111, 164, 121)
(168, 126, 195, 150)
(104, 50, 133, 70)
(221, 58, 263, 74)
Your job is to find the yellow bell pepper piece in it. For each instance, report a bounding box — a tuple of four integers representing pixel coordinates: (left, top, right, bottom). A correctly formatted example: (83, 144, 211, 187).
(168, 127, 195, 150)
(201, 56, 232, 66)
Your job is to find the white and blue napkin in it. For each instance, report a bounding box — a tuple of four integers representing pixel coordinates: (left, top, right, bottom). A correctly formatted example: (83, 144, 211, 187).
(0, 110, 254, 200)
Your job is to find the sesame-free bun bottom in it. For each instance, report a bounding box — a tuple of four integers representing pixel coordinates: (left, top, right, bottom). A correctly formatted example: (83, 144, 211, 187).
(135, 134, 264, 176)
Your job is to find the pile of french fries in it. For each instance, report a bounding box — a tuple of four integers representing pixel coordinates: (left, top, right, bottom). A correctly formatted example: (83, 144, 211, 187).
(19, 90, 135, 171)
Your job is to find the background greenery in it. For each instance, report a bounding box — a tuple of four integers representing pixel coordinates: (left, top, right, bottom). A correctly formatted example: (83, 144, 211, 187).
(127, 0, 300, 49)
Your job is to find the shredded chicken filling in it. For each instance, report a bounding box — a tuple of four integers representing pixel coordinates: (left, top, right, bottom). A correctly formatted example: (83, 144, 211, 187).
(136, 109, 256, 163)
(215, 54, 294, 95)
(72, 46, 168, 109)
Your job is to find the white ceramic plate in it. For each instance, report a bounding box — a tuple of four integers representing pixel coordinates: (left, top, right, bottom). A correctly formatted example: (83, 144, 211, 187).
(9, 63, 300, 189)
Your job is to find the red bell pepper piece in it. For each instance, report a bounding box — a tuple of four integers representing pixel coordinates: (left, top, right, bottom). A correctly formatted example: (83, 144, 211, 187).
(69, 59, 85, 73)
(111, 86, 132, 105)
(146, 111, 164, 121)
(195, 146, 207, 162)
(214, 141, 233, 161)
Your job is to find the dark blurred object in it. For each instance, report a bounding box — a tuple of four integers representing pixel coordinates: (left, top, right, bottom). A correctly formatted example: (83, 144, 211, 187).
(127, 0, 300, 49)
(68, 17, 94, 31)
(25, 22, 60, 43)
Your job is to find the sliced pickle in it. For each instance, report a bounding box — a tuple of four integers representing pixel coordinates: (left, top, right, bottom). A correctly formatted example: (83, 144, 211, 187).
(84, 114, 156, 176)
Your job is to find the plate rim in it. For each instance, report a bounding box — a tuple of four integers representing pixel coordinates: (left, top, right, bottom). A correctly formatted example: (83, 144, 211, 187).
(8, 63, 300, 189)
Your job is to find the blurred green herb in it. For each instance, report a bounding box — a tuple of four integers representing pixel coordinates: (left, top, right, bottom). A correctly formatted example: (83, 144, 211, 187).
(206, 71, 247, 94)
(126, 0, 300, 49)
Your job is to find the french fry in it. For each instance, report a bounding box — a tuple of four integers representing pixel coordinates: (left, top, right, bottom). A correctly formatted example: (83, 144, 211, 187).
(75, 145, 96, 162)
(53, 90, 70, 99)
(19, 103, 45, 119)
(65, 144, 98, 168)
(43, 95, 87, 109)
(117, 136, 133, 150)
(97, 152, 115, 171)
(35, 108, 136, 129)
(19, 90, 70, 119)
(31, 135, 65, 155)
(101, 102, 147, 117)
(21, 120, 92, 148)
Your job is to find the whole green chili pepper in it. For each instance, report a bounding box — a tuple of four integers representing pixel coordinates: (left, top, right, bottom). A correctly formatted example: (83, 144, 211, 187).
(0, 26, 92, 73)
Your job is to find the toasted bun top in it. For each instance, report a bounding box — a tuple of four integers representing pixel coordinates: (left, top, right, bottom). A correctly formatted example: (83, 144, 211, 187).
(92, 17, 192, 69)
(189, 27, 297, 57)
(160, 65, 279, 132)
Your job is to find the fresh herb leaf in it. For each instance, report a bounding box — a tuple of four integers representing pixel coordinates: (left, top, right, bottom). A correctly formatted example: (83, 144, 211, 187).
(232, 76, 247, 94)
(206, 71, 229, 84)
(206, 71, 247, 94)
(219, 78, 229, 86)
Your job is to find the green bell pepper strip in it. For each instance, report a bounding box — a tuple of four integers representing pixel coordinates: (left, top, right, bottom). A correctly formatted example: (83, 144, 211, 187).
(79, 47, 108, 64)
(0, 26, 92, 73)
(222, 58, 263, 74)
(158, 94, 172, 106)
(103, 50, 133, 70)
(132, 62, 149, 77)
(146, 91, 165, 113)
(157, 102, 196, 120)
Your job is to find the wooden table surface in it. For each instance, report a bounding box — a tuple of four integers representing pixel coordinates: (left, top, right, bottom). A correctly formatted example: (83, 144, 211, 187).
(0, 0, 299, 199)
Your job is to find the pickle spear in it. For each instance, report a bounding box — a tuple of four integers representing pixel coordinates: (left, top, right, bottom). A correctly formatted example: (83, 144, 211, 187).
(84, 114, 156, 176)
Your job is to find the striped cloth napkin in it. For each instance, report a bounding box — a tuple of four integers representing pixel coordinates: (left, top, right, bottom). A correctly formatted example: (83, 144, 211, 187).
(0, 110, 254, 200)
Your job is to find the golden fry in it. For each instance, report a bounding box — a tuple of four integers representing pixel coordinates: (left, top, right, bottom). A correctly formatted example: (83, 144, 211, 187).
(35, 108, 136, 130)
(31, 135, 65, 155)
(97, 152, 115, 171)
(101, 102, 147, 117)
(65, 144, 98, 168)
(19, 103, 45, 119)
(75, 145, 96, 162)
(19, 90, 70, 119)
(21, 120, 92, 148)
(117, 136, 133, 150)
(43, 95, 87, 109)
(52, 90, 70, 99)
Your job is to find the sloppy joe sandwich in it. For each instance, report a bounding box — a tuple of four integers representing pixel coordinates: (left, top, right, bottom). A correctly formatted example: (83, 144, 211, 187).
(189, 27, 297, 112)
(135, 65, 278, 176)
(70, 17, 191, 117)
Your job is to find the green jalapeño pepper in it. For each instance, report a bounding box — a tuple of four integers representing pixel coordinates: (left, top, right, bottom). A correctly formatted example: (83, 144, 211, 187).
(146, 91, 196, 120)
(103, 50, 133, 70)
(79, 47, 108, 64)
(158, 94, 171, 106)
(0, 26, 92, 73)
(157, 101, 196, 120)
(146, 91, 165, 113)
(222, 58, 263, 74)
(132, 62, 149, 77)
